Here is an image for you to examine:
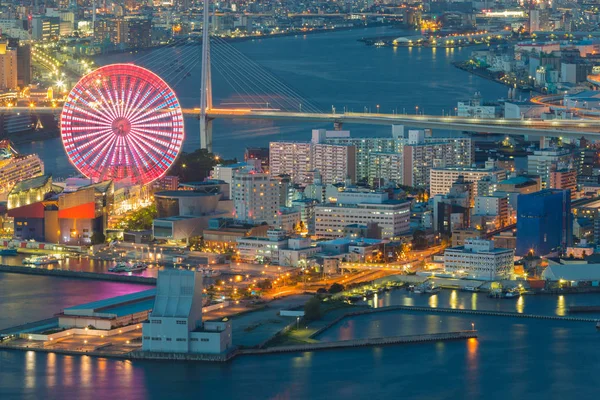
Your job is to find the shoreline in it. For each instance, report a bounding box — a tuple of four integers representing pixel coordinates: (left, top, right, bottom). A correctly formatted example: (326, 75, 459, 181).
(0, 264, 155, 284)
(93, 22, 394, 58)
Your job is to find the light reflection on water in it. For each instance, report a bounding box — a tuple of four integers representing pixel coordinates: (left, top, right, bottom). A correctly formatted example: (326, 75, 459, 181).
(556, 295, 566, 316)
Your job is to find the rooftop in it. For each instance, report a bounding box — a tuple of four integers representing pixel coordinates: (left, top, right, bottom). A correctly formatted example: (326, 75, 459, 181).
(155, 190, 220, 198)
(64, 289, 156, 318)
(9, 174, 51, 194)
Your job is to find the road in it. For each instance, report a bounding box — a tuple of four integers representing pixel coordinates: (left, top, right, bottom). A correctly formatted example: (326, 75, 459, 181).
(5, 106, 600, 138)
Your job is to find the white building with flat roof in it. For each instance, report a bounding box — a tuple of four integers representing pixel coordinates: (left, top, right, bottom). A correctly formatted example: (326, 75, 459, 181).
(142, 270, 232, 354)
(444, 239, 514, 280)
(315, 200, 410, 239)
(232, 171, 279, 225)
(430, 161, 507, 204)
(236, 229, 289, 264)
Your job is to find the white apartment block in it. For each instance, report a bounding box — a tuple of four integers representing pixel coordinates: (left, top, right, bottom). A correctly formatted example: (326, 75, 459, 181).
(444, 239, 514, 280)
(368, 152, 403, 186)
(430, 163, 507, 204)
(232, 171, 279, 225)
(269, 142, 312, 185)
(312, 143, 356, 184)
(527, 149, 572, 189)
(325, 137, 403, 182)
(315, 200, 410, 239)
(269, 139, 355, 185)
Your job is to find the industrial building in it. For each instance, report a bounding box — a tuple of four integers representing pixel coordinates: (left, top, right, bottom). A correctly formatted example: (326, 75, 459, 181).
(58, 289, 156, 330)
(142, 270, 232, 354)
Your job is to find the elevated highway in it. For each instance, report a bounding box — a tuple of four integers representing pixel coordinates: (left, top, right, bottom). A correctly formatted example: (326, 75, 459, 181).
(3, 106, 600, 139)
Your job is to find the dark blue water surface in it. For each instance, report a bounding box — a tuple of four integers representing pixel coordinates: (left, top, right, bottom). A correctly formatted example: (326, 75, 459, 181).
(1, 273, 600, 400)
(19, 26, 508, 177)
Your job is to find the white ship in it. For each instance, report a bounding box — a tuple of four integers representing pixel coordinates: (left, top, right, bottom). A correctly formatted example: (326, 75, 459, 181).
(0, 141, 44, 199)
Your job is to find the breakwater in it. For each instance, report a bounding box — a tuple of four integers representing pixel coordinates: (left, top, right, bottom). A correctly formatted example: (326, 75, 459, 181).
(364, 305, 599, 322)
(239, 331, 477, 355)
(0, 264, 155, 284)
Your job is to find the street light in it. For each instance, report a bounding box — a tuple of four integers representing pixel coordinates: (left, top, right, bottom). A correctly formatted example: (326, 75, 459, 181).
(296, 316, 300, 329)
(471, 322, 475, 331)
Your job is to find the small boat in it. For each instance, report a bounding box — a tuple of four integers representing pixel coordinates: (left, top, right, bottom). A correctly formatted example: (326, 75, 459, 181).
(462, 285, 478, 292)
(488, 289, 503, 298)
(407, 284, 415, 292)
(413, 286, 424, 294)
(0, 248, 18, 256)
(32, 256, 59, 265)
(109, 261, 131, 272)
(347, 294, 363, 302)
(198, 268, 221, 277)
(503, 289, 521, 299)
(425, 284, 441, 294)
(126, 262, 148, 272)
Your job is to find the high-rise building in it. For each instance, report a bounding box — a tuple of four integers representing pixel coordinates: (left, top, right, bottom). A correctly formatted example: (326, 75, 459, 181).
(7, 39, 31, 87)
(429, 160, 506, 205)
(0, 41, 17, 90)
(432, 176, 472, 233)
(232, 171, 279, 225)
(444, 239, 514, 280)
(269, 135, 355, 185)
(269, 142, 312, 184)
(549, 168, 577, 199)
(527, 149, 572, 189)
(516, 189, 572, 256)
(367, 152, 403, 186)
(472, 194, 509, 231)
(125, 16, 152, 49)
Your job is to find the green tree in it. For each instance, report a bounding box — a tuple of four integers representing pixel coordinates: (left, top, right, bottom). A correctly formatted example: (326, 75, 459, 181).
(119, 204, 157, 231)
(304, 297, 322, 321)
(256, 279, 272, 290)
(90, 231, 106, 245)
(169, 149, 237, 182)
(328, 283, 345, 294)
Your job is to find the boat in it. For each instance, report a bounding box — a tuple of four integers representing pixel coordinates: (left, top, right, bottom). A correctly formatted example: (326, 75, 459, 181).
(198, 268, 221, 277)
(109, 261, 131, 272)
(347, 294, 363, 302)
(22, 256, 38, 265)
(462, 285, 478, 292)
(0, 248, 17, 256)
(32, 256, 59, 265)
(488, 289, 503, 298)
(425, 284, 442, 294)
(413, 286, 424, 294)
(126, 262, 148, 272)
(503, 289, 521, 299)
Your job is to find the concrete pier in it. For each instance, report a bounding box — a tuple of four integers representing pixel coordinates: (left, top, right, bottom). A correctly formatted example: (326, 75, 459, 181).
(239, 331, 477, 355)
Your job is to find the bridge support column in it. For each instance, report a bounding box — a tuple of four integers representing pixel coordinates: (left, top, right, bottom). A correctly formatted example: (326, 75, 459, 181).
(333, 120, 343, 131)
(200, 116, 213, 152)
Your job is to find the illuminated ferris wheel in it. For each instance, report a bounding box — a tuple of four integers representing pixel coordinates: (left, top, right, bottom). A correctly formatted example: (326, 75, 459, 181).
(60, 64, 184, 185)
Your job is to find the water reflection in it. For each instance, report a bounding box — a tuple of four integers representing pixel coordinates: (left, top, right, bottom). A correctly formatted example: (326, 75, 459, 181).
(449, 290, 458, 309)
(25, 351, 36, 389)
(471, 293, 478, 310)
(47, 352, 56, 387)
(516, 296, 525, 313)
(428, 294, 438, 308)
(556, 295, 566, 316)
(81, 355, 92, 388)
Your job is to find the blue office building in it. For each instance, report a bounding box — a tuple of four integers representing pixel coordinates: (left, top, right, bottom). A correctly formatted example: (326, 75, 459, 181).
(516, 189, 572, 256)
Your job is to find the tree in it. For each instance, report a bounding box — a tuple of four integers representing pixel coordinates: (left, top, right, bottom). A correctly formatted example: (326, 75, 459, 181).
(256, 279, 272, 290)
(328, 283, 345, 294)
(304, 297, 322, 321)
(118, 204, 157, 231)
(90, 231, 106, 245)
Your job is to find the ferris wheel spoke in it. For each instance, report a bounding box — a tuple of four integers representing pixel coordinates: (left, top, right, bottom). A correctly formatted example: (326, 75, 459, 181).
(123, 84, 153, 121)
(79, 134, 116, 173)
(127, 131, 170, 171)
(73, 130, 114, 152)
(101, 79, 123, 119)
(125, 135, 151, 171)
(66, 103, 115, 126)
(122, 78, 143, 122)
(88, 86, 120, 121)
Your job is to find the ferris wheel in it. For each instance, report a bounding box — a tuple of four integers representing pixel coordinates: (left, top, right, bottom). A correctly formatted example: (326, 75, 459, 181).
(60, 63, 184, 185)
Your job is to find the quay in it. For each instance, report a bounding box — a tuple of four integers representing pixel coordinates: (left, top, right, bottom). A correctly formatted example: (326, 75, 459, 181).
(568, 305, 600, 314)
(0, 264, 156, 284)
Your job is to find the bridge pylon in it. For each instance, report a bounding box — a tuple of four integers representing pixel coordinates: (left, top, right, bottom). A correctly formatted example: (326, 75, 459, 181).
(200, 0, 213, 151)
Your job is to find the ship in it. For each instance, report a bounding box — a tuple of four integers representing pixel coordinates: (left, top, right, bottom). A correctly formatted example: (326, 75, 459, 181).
(0, 141, 44, 200)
